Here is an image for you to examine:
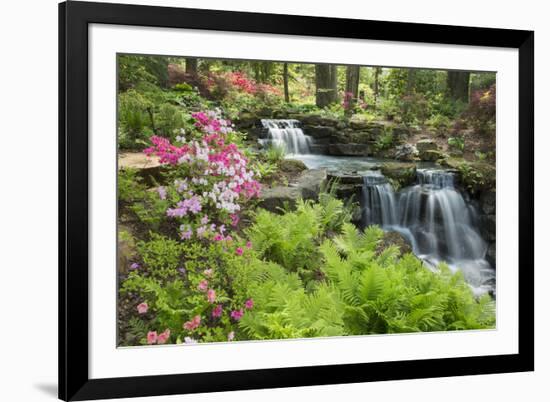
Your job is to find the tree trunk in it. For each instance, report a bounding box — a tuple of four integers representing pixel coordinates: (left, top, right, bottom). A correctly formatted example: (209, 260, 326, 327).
(315, 64, 334, 108)
(329, 65, 339, 104)
(186, 58, 198, 75)
(344, 65, 360, 112)
(283, 63, 290, 103)
(406, 69, 416, 95)
(447, 71, 470, 103)
(373, 67, 381, 108)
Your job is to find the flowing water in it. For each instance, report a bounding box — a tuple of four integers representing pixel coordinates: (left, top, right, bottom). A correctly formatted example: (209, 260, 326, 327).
(361, 169, 495, 295)
(257, 120, 495, 295)
(259, 119, 313, 155)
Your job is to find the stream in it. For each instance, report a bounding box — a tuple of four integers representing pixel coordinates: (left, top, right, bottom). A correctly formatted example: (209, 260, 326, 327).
(260, 119, 496, 296)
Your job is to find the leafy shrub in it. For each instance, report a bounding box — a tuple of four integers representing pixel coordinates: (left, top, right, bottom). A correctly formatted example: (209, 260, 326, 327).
(448, 136, 465, 152)
(118, 168, 146, 205)
(464, 84, 496, 135)
(374, 129, 394, 152)
(265, 144, 286, 163)
(155, 103, 186, 139)
(118, 90, 154, 149)
(426, 114, 452, 137)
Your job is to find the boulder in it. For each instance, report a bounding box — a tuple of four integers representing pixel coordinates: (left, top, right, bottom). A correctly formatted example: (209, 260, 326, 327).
(332, 183, 363, 200)
(259, 169, 327, 212)
(326, 171, 364, 185)
(328, 143, 370, 156)
(279, 159, 308, 175)
(295, 169, 327, 199)
(303, 125, 338, 140)
(416, 139, 438, 153)
(258, 186, 302, 212)
(419, 149, 447, 162)
(299, 114, 340, 127)
(235, 111, 258, 129)
(393, 143, 418, 161)
(118, 152, 166, 186)
(332, 129, 377, 144)
(309, 144, 330, 154)
(327, 171, 364, 200)
(376, 231, 413, 257)
(380, 162, 417, 188)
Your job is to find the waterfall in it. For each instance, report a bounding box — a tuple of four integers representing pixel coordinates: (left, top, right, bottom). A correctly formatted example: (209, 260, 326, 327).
(259, 119, 313, 155)
(361, 168, 495, 295)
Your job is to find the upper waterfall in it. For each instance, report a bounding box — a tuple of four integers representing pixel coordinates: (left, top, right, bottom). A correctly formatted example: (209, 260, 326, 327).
(259, 119, 313, 155)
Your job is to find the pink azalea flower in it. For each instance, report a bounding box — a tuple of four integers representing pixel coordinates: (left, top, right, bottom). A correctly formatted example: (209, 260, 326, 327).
(137, 302, 148, 314)
(230, 214, 240, 227)
(230, 309, 244, 321)
(207, 289, 216, 303)
(198, 279, 208, 292)
(183, 315, 201, 331)
(227, 331, 235, 341)
(246, 241, 252, 249)
(244, 299, 254, 310)
(235, 247, 243, 256)
(212, 304, 223, 318)
(147, 331, 158, 345)
(157, 329, 171, 345)
(130, 262, 140, 270)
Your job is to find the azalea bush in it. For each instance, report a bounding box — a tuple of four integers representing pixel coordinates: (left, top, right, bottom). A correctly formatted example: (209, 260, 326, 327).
(119, 109, 264, 345)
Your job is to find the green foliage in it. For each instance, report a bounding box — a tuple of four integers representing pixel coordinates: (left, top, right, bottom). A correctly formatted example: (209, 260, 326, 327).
(373, 128, 394, 152)
(239, 215, 494, 340)
(118, 55, 168, 91)
(136, 233, 184, 280)
(457, 163, 486, 194)
(155, 103, 186, 138)
(118, 168, 146, 204)
(448, 136, 465, 152)
(265, 144, 286, 163)
(426, 114, 452, 137)
(118, 90, 154, 149)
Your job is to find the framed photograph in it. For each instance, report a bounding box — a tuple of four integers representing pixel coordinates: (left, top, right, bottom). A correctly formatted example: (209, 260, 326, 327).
(59, 1, 534, 400)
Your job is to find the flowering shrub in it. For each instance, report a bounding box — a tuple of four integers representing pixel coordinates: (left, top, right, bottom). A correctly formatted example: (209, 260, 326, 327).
(205, 71, 282, 107)
(144, 109, 261, 242)
(119, 109, 264, 345)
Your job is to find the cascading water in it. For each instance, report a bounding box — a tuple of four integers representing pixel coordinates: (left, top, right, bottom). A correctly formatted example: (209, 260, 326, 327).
(361, 168, 495, 295)
(259, 119, 313, 155)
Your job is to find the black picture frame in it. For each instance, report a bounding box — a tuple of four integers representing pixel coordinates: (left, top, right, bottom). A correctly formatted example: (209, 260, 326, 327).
(59, 1, 534, 400)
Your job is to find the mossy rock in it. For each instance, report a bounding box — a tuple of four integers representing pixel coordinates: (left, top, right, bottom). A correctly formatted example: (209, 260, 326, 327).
(235, 111, 258, 129)
(297, 113, 340, 127)
(440, 158, 496, 194)
(419, 149, 447, 162)
(416, 139, 438, 153)
(376, 231, 413, 257)
(380, 162, 417, 189)
(279, 159, 308, 174)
